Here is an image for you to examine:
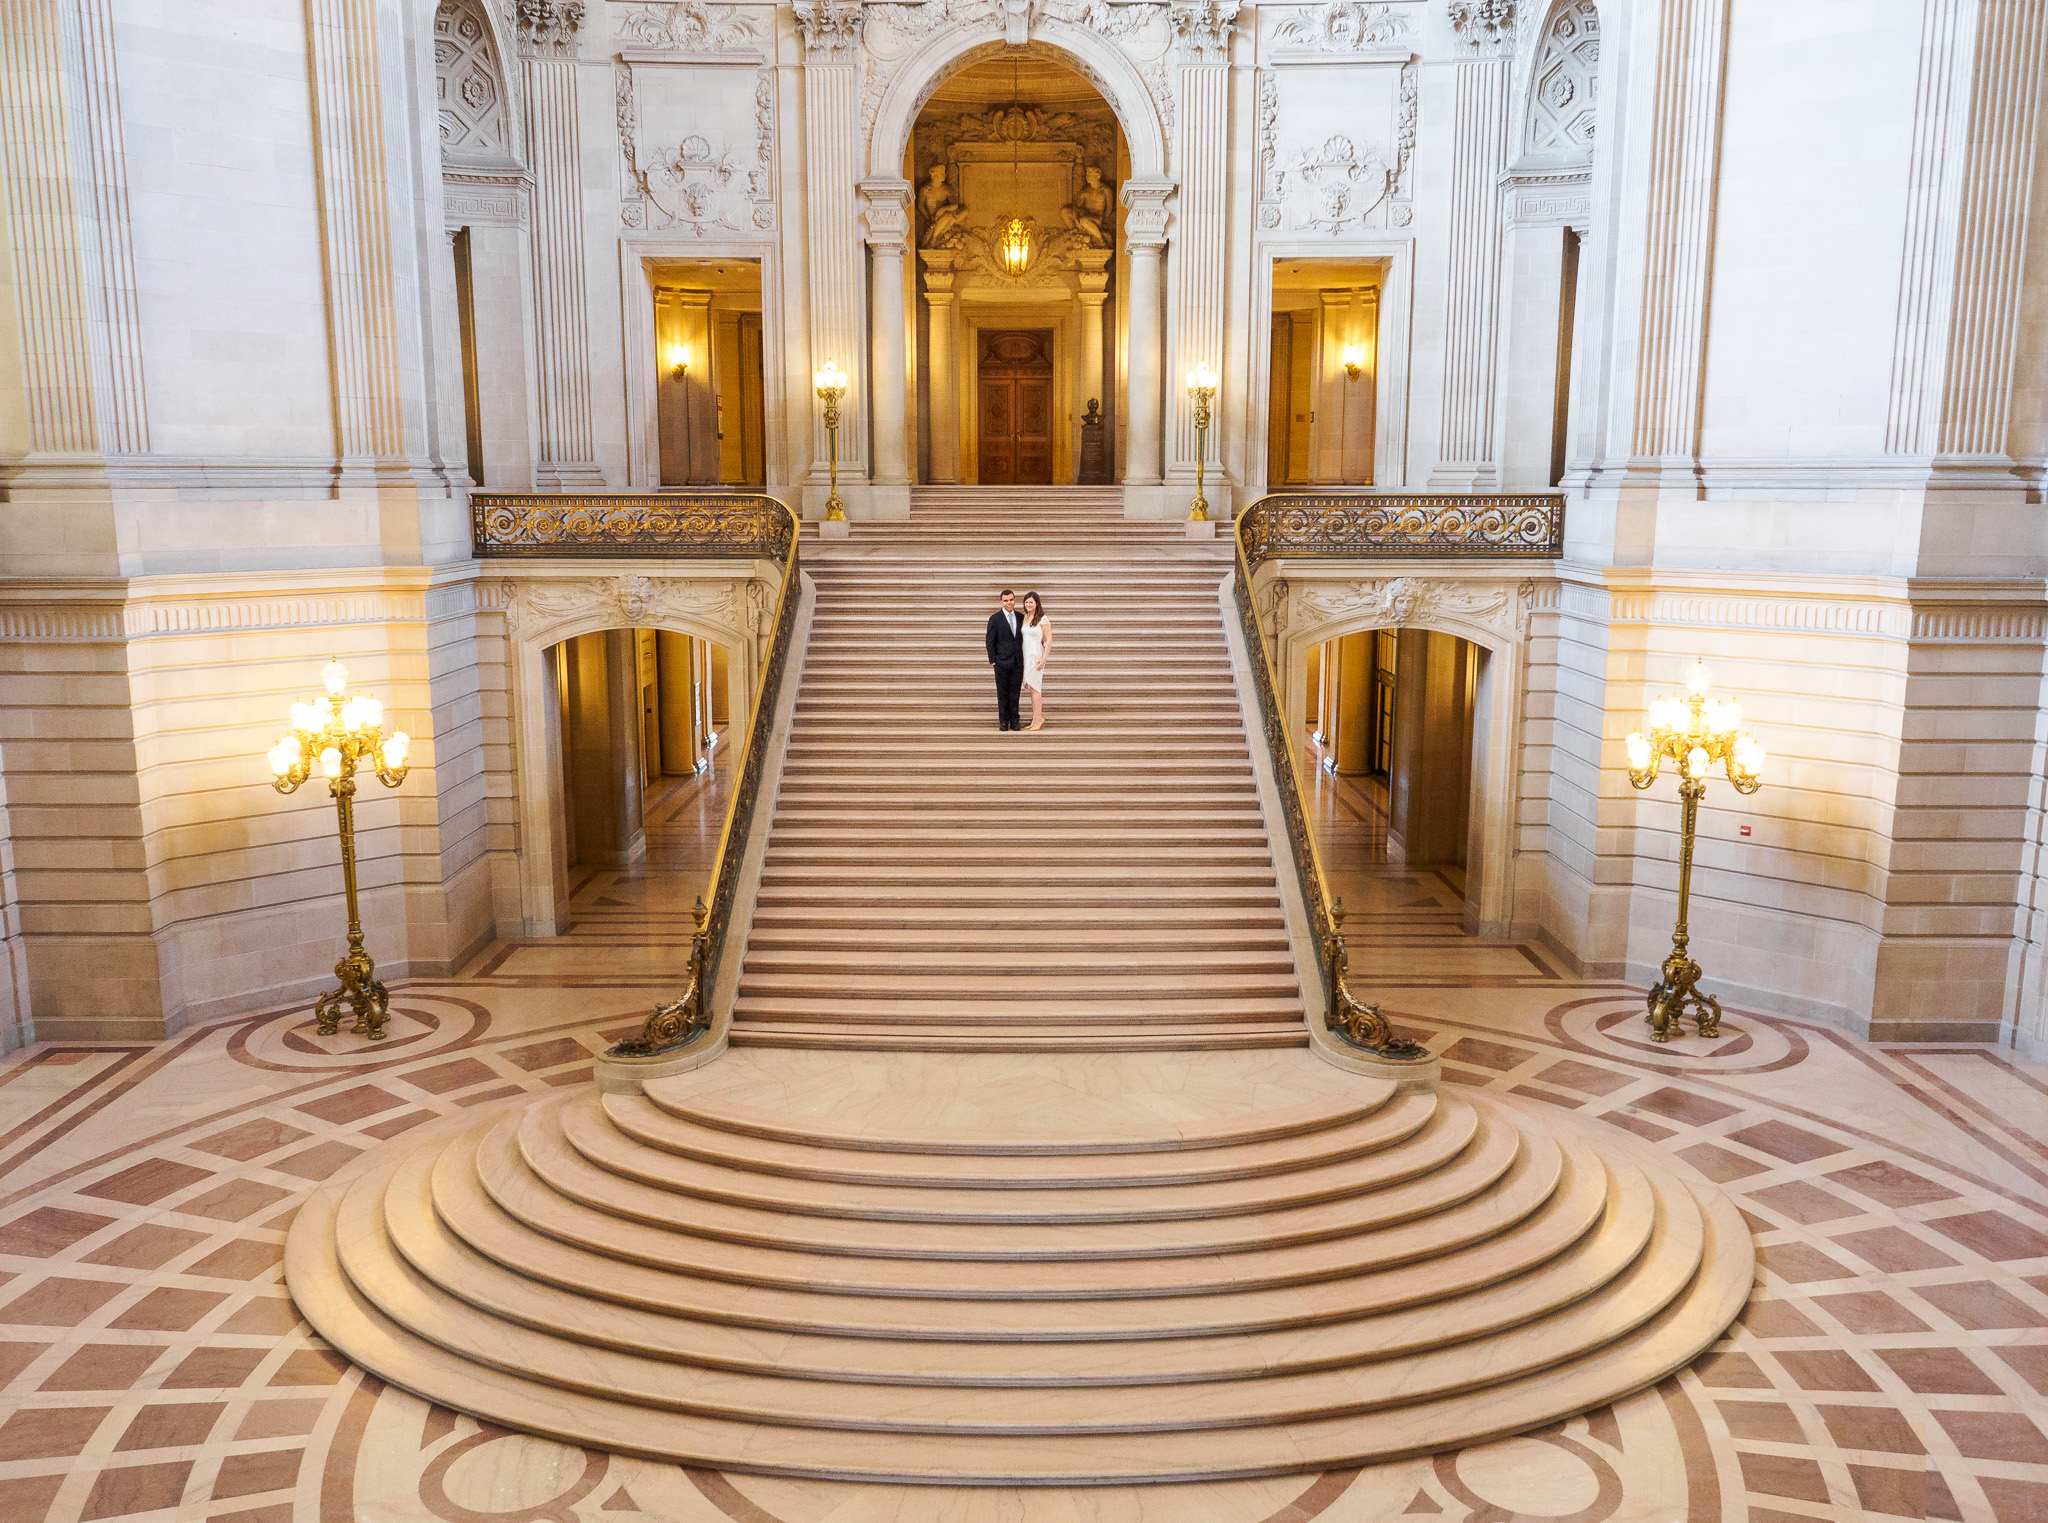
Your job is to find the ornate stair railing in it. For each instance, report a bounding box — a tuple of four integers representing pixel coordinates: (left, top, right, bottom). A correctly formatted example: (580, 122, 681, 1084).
(470, 490, 801, 1058)
(1232, 491, 1564, 1060)
(471, 491, 796, 559)
(1237, 491, 1565, 559)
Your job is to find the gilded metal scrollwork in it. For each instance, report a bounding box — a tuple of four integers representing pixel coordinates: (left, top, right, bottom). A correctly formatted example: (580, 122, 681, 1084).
(1239, 492, 1564, 562)
(471, 492, 794, 559)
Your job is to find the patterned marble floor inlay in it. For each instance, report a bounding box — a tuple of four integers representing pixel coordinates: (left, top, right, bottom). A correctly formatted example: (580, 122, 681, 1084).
(3, 744, 2045, 1519)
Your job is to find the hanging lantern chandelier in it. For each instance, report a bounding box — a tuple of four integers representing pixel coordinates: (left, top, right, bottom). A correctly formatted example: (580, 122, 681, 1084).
(998, 216, 1031, 276)
(997, 59, 1030, 277)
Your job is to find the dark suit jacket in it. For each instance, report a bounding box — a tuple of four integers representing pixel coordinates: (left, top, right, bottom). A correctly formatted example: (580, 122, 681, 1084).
(986, 609, 1025, 666)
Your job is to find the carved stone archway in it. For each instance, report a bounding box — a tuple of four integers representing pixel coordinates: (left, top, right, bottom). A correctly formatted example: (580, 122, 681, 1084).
(494, 568, 777, 937)
(1272, 571, 1536, 940)
(867, 27, 1170, 182)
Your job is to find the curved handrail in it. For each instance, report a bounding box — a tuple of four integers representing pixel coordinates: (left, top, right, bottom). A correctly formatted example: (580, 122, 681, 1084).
(1232, 499, 1447, 1061)
(469, 490, 802, 1058)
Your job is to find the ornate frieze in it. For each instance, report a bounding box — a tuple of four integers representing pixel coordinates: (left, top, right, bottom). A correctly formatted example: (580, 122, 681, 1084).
(514, 0, 584, 56)
(1446, 0, 1515, 55)
(1293, 576, 1525, 643)
(497, 574, 756, 640)
(616, 0, 759, 52)
(1272, 1, 1408, 52)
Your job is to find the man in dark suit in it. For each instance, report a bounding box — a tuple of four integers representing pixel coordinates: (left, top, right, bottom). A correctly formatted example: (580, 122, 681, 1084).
(985, 588, 1025, 731)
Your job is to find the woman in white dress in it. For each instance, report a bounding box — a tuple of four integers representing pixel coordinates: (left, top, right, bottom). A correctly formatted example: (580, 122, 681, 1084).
(1021, 591, 1052, 731)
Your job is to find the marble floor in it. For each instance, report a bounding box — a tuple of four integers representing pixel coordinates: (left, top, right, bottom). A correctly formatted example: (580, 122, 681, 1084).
(2, 745, 2046, 1520)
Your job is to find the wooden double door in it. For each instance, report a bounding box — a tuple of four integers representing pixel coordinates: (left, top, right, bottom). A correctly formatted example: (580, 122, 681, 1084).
(976, 329, 1054, 485)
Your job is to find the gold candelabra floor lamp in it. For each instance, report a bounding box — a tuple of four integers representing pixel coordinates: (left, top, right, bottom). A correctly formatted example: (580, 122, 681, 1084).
(815, 361, 848, 521)
(268, 660, 412, 1040)
(1186, 364, 1218, 522)
(1625, 658, 1765, 1042)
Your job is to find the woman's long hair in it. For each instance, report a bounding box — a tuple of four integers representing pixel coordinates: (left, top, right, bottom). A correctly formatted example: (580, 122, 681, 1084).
(1024, 590, 1047, 627)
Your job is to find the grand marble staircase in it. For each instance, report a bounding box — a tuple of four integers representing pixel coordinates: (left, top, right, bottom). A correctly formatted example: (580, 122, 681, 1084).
(285, 488, 1753, 1486)
(739, 486, 1300, 1051)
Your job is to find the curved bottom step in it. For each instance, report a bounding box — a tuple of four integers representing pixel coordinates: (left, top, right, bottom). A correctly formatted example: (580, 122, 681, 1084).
(284, 1050, 1751, 1485)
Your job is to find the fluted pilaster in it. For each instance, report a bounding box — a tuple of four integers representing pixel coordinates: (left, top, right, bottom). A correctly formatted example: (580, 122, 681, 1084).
(519, 3, 602, 488)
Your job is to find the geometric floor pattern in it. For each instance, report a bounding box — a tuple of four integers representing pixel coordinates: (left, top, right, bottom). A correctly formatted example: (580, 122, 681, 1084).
(3, 767, 2045, 1519)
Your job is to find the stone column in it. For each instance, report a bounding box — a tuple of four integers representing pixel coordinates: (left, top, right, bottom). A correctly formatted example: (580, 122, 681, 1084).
(1076, 248, 1112, 479)
(921, 250, 961, 484)
(1165, 3, 1238, 506)
(1119, 179, 1174, 512)
(859, 178, 914, 512)
(1428, 3, 1516, 490)
(516, 0, 602, 489)
(794, 3, 867, 516)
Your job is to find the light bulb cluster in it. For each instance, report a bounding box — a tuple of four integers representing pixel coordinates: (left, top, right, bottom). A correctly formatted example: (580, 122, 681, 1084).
(1185, 363, 1219, 396)
(1625, 658, 1764, 795)
(812, 361, 847, 400)
(268, 659, 411, 794)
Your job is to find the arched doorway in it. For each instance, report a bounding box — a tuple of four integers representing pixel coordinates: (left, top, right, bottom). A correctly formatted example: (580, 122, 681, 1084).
(906, 55, 1126, 487)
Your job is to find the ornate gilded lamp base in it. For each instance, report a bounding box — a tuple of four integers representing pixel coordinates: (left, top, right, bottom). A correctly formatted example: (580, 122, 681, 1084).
(1645, 945, 1723, 1043)
(314, 945, 391, 1041)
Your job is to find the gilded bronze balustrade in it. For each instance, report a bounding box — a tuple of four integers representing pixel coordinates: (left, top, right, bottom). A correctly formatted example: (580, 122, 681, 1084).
(1230, 524, 1427, 1062)
(1239, 491, 1564, 561)
(464, 491, 803, 1058)
(471, 492, 795, 559)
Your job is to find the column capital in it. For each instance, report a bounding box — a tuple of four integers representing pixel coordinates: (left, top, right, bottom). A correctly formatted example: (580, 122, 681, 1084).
(794, 0, 863, 64)
(919, 247, 959, 295)
(1120, 178, 1175, 251)
(514, 0, 585, 59)
(1447, 0, 1518, 58)
(1169, 0, 1241, 64)
(858, 178, 914, 253)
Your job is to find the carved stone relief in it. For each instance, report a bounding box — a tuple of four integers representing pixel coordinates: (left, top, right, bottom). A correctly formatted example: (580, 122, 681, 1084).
(1523, 0, 1598, 159)
(514, 0, 584, 56)
(1170, 0, 1241, 62)
(794, 0, 864, 61)
(914, 100, 1116, 282)
(500, 575, 753, 640)
(1271, 1, 1408, 52)
(1282, 135, 1392, 234)
(617, 61, 776, 233)
(616, 0, 760, 52)
(435, 0, 513, 158)
(1293, 576, 1524, 643)
(1257, 60, 1414, 234)
(1447, 0, 1516, 55)
(857, 1, 1176, 156)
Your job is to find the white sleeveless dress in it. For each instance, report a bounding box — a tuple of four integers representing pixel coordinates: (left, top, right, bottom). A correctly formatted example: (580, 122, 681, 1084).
(1023, 616, 1048, 692)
